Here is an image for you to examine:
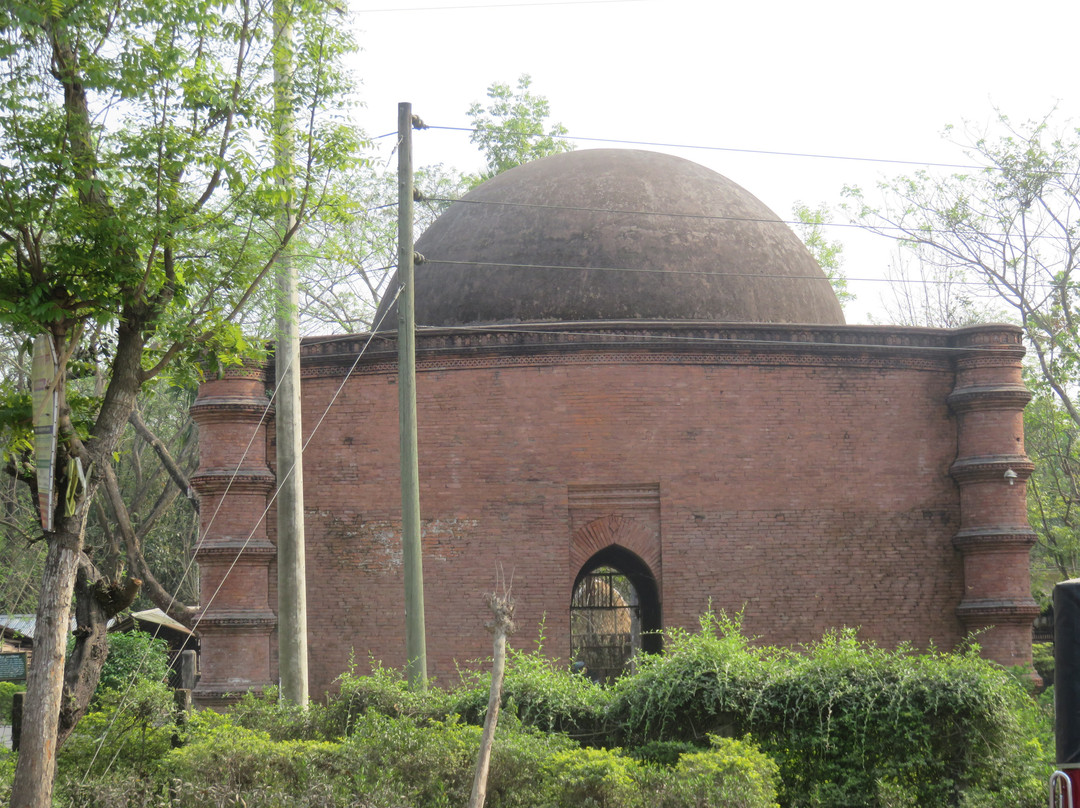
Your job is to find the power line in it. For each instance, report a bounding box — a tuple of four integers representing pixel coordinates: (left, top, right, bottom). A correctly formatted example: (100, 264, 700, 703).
(418, 194, 912, 236)
(380, 191, 1076, 244)
(426, 125, 1000, 173)
(415, 257, 1067, 289)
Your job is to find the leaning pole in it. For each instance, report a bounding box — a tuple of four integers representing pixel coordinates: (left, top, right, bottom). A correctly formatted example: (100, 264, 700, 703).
(273, 0, 309, 706)
(398, 101, 428, 689)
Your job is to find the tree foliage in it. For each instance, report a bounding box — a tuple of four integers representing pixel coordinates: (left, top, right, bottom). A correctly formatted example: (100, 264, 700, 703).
(0, 0, 361, 802)
(847, 111, 1080, 586)
(467, 74, 574, 182)
(791, 202, 853, 307)
(298, 162, 471, 334)
(296, 76, 572, 336)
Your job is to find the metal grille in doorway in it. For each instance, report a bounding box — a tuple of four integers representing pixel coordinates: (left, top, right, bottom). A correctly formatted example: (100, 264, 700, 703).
(570, 567, 641, 683)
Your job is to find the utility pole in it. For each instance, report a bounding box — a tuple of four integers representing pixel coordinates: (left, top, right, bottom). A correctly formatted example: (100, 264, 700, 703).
(398, 102, 427, 688)
(274, 0, 308, 706)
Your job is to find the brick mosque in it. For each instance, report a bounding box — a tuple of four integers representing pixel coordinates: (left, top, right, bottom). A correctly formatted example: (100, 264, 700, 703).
(190, 149, 1039, 704)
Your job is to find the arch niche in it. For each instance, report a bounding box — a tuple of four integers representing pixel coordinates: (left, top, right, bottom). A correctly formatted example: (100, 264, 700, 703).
(571, 545, 662, 682)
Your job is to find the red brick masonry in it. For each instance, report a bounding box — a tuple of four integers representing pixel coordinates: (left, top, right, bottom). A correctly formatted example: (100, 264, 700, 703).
(191, 322, 1038, 704)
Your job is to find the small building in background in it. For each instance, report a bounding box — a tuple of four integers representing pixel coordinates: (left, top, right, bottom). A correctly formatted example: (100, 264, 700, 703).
(0, 615, 34, 684)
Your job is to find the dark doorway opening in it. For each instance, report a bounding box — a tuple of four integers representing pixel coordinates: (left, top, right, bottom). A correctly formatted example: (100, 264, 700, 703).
(570, 546, 661, 682)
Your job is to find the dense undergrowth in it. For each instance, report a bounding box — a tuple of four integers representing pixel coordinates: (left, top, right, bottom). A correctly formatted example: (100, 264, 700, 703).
(0, 614, 1052, 807)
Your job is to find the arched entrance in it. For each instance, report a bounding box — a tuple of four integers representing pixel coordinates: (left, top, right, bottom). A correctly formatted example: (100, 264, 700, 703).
(570, 545, 661, 682)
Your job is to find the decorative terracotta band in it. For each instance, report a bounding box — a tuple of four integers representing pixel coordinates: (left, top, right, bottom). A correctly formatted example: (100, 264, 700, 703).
(303, 322, 966, 355)
(194, 539, 276, 558)
(568, 483, 661, 510)
(950, 325, 1025, 349)
(190, 470, 275, 495)
(300, 348, 958, 380)
(947, 386, 1032, 413)
(949, 456, 1034, 484)
(190, 400, 273, 418)
(952, 527, 1038, 552)
(196, 611, 276, 629)
(955, 598, 1041, 621)
(953, 352, 1025, 371)
(198, 361, 270, 382)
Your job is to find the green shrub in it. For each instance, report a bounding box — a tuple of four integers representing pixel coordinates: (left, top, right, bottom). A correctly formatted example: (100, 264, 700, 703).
(483, 715, 579, 807)
(609, 611, 776, 745)
(58, 678, 176, 779)
(322, 658, 457, 737)
(0, 682, 24, 723)
(668, 736, 779, 808)
(50, 614, 1051, 808)
(94, 631, 172, 704)
(0, 748, 14, 807)
(340, 711, 477, 806)
(165, 721, 343, 804)
(228, 685, 336, 741)
(608, 613, 1049, 808)
(449, 645, 611, 741)
(1032, 641, 1054, 687)
(628, 739, 700, 766)
(331, 709, 570, 808)
(543, 745, 642, 808)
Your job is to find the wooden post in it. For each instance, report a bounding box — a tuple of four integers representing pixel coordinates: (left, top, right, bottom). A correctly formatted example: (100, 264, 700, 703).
(398, 101, 427, 689)
(180, 649, 197, 692)
(172, 688, 192, 748)
(11, 691, 23, 752)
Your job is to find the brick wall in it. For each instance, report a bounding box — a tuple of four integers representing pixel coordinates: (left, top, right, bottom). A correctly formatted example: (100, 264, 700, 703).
(194, 324, 1038, 702)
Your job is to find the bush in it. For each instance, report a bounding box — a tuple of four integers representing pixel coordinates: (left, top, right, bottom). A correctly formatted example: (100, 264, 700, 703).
(608, 614, 1048, 807)
(94, 631, 172, 705)
(449, 645, 611, 741)
(322, 658, 457, 737)
(227, 686, 337, 742)
(58, 678, 176, 780)
(1032, 641, 1054, 687)
(668, 736, 779, 808)
(0, 681, 24, 724)
(51, 614, 1050, 808)
(0, 748, 14, 807)
(165, 721, 343, 805)
(543, 746, 642, 808)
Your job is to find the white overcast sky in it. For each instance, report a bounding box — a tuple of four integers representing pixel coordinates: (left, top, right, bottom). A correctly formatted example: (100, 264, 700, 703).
(346, 0, 1080, 324)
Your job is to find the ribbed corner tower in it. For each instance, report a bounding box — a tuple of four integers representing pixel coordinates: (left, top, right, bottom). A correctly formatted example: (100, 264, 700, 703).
(948, 325, 1040, 666)
(189, 364, 277, 707)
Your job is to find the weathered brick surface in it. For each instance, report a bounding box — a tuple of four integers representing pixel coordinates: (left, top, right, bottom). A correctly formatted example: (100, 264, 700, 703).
(193, 323, 1040, 700)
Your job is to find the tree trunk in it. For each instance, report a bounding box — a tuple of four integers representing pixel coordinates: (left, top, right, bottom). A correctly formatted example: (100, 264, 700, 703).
(10, 320, 146, 807)
(58, 558, 137, 746)
(468, 593, 515, 808)
(8, 524, 81, 808)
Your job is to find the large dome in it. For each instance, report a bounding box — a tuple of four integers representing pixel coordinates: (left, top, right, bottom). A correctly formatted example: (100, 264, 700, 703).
(374, 149, 844, 328)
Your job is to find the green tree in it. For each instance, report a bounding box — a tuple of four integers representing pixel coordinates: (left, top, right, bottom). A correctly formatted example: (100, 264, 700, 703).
(791, 202, 853, 307)
(467, 74, 574, 181)
(846, 110, 1080, 588)
(0, 0, 360, 804)
(93, 630, 172, 701)
(300, 78, 572, 335)
(300, 162, 471, 334)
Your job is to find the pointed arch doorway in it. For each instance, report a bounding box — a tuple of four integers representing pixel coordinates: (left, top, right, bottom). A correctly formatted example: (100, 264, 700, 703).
(570, 545, 661, 682)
